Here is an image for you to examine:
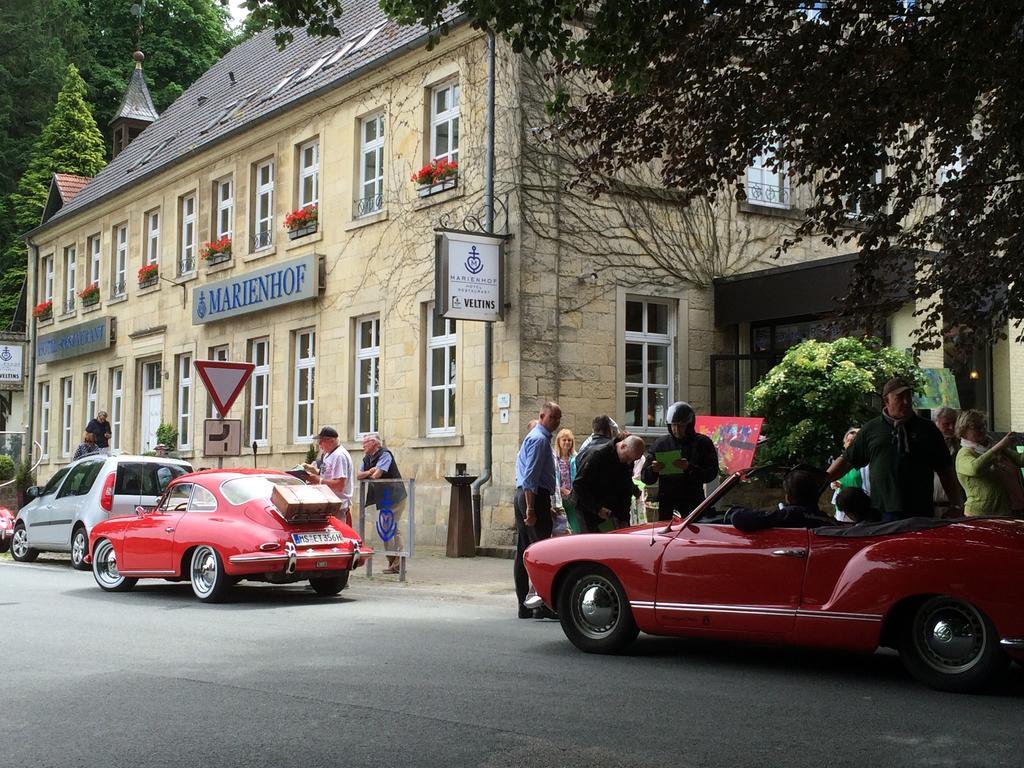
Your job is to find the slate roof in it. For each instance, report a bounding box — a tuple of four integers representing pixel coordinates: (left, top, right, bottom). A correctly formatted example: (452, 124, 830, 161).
(36, 0, 464, 234)
(110, 61, 159, 125)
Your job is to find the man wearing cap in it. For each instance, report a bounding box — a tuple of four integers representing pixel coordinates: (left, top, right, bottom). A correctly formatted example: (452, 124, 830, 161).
(641, 401, 720, 521)
(827, 377, 963, 520)
(303, 426, 354, 524)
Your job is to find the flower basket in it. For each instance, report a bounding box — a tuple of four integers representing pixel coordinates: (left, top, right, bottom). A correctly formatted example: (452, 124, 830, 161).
(79, 283, 100, 306)
(412, 158, 458, 197)
(200, 236, 232, 265)
(32, 300, 53, 321)
(285, 204, 318, 239)
(138, 263, 159, 288)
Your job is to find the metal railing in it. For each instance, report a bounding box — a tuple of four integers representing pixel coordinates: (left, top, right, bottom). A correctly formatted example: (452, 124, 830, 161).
(252, 230, 273, 250)
(62, 296, 76, 314)
(178, 255, 195, 276)
(110, 280, 126, 299)
(355, 194, 383, 217)
(746, 181, 790, 209)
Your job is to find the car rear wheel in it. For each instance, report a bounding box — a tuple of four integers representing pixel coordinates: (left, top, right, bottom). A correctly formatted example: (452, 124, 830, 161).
(309, 572, 350, 596)
(92, 539, 137, 592)
(900, 596, 1008, 693)
(557, 565, 639, 654)
(190, 545, 231, 602)
(10, 524, 38, 563)
(70, 526, 90, 571)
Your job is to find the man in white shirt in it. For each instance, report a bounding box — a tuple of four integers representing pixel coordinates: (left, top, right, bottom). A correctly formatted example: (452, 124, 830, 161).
(303, 425, 354, 524)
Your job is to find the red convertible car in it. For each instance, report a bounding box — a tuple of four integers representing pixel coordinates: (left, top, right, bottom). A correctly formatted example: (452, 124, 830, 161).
(524, 467, 1024, 693)
(86, 469, 370, 602)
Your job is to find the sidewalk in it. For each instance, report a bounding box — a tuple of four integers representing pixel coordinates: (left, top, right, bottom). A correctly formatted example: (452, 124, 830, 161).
(349, 545, 515, 599)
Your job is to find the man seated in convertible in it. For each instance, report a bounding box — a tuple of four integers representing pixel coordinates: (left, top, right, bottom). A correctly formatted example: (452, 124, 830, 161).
(726, 466, 836, 532)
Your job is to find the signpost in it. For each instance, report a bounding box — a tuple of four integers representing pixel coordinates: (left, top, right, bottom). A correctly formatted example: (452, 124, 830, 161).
(194, 360, 254, 460)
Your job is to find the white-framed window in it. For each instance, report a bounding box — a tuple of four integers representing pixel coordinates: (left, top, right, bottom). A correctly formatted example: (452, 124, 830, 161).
(844, 168, 884, 219)
(63, 245, 76, 314)
(298, 139, 319, 209)
(430, 81, 460, 164)
(176, 353, 192, 450)
(88, 234, 101, 287)
(112, 224, 127, 297)
(746, 152, 790, 209)
(41, 254, 54, 303)
(206, 345, 228, 418)
(110, 367, 123, 452)
(248, 337, 270, 445)
(426, 304, 456, 435)
(355, 315, 380, 436)
(216, 178, 233, 240)
(624, 297, 674, 433)
(254, 159, 274, 250)
(294, 329, 316, 442)
(358, 113, 384, 216)
(84, 372, 98, 422)
(179, 193, 196, 275)
(61, 377, 73, 457)
(39, 382, 51, 459)
(145, 209, 160, 265)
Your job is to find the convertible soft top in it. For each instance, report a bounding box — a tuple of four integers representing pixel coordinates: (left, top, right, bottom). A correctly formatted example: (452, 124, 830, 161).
(814, 518, 956, 537)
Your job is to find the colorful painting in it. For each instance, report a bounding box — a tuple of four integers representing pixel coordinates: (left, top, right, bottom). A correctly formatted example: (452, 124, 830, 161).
(914, 368, 960, 410)
(694, 416, 765, 475)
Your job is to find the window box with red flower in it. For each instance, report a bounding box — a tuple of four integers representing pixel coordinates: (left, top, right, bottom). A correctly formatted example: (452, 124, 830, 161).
(284, 204, 318, 240)
(32, 300, 53, 321)
(200, 235, 232, 265)
(412, 158, 458, 197)
(138, 263, 159, 288)
(78, 283, 100, 307)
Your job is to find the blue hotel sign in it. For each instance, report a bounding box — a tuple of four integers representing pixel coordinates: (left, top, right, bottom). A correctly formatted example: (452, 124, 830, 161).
(192, 254, 319, 325)
(37, 317, 112, 364)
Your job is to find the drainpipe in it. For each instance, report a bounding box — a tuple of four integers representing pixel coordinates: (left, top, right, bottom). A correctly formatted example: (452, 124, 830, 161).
(471, 28, 496, 547)
(25, 240, 38, 466)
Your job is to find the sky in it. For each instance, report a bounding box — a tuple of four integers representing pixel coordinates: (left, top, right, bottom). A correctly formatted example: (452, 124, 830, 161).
(226, 0, 249, 28)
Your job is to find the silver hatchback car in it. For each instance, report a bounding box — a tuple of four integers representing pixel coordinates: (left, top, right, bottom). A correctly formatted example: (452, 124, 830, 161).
(11, 455, 192, 569)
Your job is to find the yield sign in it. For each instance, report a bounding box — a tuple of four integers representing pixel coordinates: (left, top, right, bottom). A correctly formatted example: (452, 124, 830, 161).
(194, 360, 255, 417)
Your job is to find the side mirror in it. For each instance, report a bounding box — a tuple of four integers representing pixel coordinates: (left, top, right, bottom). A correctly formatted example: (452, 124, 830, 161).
(134, 505, 147, 517)
(26, 486, 41, 500)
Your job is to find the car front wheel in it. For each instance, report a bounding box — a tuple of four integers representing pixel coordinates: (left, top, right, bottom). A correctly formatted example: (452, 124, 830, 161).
(10, 524, 38, 563)
(309, 572, 350, 596)
(70, 527, 90, 571)
(557, 565, 639, 654)
(900, 596, 1008, 693)
(92, 539, 137, 592)
(190, 545, 231, 602)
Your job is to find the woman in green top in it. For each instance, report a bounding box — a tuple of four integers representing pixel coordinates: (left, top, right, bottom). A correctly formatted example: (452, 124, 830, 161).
(954, 409, 1024, 517)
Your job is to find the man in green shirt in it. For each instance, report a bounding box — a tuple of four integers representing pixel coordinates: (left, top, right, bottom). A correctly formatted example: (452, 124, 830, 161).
(827, 377, 963, 520)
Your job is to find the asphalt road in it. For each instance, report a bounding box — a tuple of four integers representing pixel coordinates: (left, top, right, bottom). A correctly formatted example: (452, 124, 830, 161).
(2, 557, 1023, 768)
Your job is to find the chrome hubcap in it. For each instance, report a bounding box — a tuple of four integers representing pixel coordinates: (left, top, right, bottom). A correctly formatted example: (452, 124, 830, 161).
(572, 575, 620, 639)
(72, 532, 86, 564)
(916, 600, 985, 674)
(191, 547, 217, 595)
(94, 542, 122, 586)
(11, 528, 27, 558)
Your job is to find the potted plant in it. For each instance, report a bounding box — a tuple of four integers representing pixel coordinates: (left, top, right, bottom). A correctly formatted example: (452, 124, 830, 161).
(15, 460, 35, 510)
(411, 158, 458, 197)
(138, 262, 159, 288)
(200, 235, 232, 265)
(32, 300, 53, 321)
(284, 204, 318, 239)
(78, 283, 100, 307)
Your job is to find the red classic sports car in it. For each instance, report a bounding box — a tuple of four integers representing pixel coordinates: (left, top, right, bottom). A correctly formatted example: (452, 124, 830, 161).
(86, 469, 370, 602)
(524, 466, 1024, 693)
(0, 506, 14, 553)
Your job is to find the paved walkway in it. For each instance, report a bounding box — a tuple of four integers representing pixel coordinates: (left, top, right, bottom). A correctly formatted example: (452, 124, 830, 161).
(351, 545, 514, 599)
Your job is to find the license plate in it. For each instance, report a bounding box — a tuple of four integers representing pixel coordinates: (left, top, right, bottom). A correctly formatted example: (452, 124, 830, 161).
(292, 531, 344, 546)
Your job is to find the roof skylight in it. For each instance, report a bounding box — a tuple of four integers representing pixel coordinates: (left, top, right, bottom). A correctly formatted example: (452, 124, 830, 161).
(354, 25, 385, 52)
(261, 68, 301, 102)
(296, 55, 330, 83)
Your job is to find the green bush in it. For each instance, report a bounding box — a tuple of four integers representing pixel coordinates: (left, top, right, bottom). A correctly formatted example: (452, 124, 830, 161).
(156, 422, 178, 450)
(746, 337, 921, 467)
(0, 455, 15, 483)
(15, 460, 35, 492)
(305, 443, 318, 463)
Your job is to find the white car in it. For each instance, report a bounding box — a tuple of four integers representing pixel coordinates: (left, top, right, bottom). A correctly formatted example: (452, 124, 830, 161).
(11, 455, 192, 569)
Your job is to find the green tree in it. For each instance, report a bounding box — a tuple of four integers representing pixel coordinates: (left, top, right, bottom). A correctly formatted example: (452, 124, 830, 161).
(746, 337, 921, 468)
(1, 64, 106, 318)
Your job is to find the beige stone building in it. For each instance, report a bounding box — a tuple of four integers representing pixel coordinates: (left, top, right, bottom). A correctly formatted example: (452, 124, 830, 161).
(24, 3, 1023, 546)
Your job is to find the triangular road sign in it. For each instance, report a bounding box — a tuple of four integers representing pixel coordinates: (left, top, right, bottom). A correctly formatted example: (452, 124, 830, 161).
(194, 360, 255, 418)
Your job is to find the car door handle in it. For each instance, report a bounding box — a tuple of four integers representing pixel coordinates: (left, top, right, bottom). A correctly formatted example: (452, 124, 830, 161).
(164, 527, 175, 533)
(771, 548, 807, 558)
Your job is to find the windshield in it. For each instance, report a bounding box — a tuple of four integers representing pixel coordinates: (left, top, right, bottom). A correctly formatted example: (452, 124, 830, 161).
(689, 467, 790, 525)
(220, 475, 304, 505)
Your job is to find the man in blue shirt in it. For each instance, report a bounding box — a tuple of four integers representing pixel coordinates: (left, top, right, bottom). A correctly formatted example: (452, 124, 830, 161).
(514, 401, 561, 618)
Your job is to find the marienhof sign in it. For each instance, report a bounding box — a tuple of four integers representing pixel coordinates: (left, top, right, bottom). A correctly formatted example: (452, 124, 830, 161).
(434, 230, 505, 322)
(192, 254, 320, 325)
(37, 316, 113, 364)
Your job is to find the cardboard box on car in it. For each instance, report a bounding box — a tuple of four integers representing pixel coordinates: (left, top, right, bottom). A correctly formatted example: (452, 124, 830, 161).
(271, 484, 342, 520)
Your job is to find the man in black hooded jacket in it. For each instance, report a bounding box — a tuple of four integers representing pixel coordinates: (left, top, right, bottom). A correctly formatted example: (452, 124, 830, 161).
(640, 401, 719, 521)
